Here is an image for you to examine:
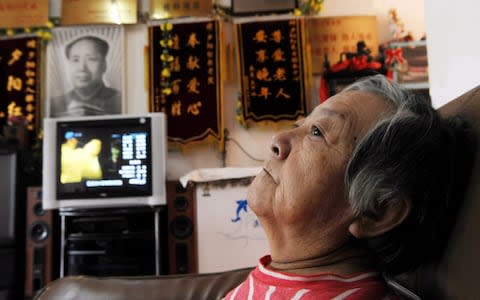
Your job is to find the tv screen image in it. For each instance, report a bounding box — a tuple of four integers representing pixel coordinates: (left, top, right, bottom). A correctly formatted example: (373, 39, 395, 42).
(43, 113, 167, 210)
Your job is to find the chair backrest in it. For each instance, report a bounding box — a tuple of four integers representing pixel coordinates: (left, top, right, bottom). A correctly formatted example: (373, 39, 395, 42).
(436, 86, 480, 299)
(398, 86, 480, 300)
(384, 86, 480, 300)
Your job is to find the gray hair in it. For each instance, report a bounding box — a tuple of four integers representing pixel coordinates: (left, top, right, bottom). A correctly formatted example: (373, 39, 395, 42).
(342, 75, 426, 215)
(340, 74, 474, 275)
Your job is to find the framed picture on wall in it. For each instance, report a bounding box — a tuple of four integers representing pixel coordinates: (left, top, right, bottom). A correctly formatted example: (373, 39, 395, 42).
(46, 25, 125, 118)
(390, 40, 429, 89)
(322, 70, 383, 100)
(215, 0, 297, 15)
(325, 76, 357, 96)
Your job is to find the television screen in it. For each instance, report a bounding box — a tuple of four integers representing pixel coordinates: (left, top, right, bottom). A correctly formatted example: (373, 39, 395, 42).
(43, 114, 167, 210)
(0, 150, 16, 244)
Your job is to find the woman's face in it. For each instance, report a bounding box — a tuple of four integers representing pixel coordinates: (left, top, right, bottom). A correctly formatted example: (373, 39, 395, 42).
(68, 39, 106, 90)
(248, 91, 392, 252)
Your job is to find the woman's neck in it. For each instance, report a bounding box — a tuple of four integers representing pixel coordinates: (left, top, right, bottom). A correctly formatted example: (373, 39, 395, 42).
(268, 241, 374, 275)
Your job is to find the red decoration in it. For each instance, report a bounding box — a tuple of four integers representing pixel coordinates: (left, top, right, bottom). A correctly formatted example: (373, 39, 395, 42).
(329, 54, 382, 73)
(319, 76, 329, 102)
(385, 48, 405, 66)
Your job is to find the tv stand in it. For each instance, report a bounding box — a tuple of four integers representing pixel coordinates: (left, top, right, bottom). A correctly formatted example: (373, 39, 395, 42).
(58, 206, 167, 278)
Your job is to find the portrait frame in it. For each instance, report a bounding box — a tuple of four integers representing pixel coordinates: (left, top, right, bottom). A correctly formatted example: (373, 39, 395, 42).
(46, 25, 126, 118)
(390, 40, 429, 90)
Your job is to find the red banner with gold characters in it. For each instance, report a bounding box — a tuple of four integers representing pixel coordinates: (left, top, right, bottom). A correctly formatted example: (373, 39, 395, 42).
(236, 17, 308, 124)
(0, 36, 41, 142)
(149, 19, 223, 146)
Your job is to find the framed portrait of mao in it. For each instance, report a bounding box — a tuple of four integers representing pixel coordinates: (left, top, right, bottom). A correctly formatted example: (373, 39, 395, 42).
(46, 25, 125, 118)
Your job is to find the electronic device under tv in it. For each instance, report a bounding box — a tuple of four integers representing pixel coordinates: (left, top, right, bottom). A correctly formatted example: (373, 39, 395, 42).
(42, 113, 167, 210)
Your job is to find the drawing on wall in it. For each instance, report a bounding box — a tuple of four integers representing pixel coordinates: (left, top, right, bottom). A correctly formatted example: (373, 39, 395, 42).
(46, 25, 124, 118)
(195, 182, 269, 273)
(218, 198, 266, 246)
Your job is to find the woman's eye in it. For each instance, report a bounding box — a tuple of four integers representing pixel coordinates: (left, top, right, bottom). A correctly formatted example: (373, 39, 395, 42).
(311, 126, 323, 137)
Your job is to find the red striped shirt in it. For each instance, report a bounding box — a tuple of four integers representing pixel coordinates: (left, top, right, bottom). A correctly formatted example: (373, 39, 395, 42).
(224, 255, 400, 300)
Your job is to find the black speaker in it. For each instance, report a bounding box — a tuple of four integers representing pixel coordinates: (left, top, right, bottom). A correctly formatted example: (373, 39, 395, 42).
(167, 181, 197, 274)
(24, 187, 54, 299)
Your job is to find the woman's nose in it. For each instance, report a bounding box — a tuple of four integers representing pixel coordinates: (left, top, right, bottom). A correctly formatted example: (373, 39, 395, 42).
(270, 131, 291, 160)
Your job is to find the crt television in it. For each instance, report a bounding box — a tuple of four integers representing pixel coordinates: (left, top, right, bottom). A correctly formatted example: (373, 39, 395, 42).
(42, 113, 167, 210)
(0, 148, 17, 245)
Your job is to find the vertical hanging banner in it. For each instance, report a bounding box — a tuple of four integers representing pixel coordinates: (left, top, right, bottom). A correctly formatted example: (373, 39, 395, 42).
(0, 36, 41, 141)
(46, 26, 125, 118)
(61, 0, 137, 25)
(236, 17, 308, 124)
(0, 0, 49, 28)
(149, 19, 223, 146)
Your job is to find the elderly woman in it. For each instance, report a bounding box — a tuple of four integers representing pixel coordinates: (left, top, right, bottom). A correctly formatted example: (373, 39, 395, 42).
(225, 74, 473, 299)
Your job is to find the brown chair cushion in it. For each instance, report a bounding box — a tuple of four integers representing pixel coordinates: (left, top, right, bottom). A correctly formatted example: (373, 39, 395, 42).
(437, 86, 480, 299)
(34, 267, 252, 300)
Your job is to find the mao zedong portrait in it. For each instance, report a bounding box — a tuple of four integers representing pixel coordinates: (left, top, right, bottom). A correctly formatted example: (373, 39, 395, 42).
(50, 36, 122, 117)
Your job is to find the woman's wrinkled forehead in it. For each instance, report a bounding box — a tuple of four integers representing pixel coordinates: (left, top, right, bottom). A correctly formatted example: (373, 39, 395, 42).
(297, 104, 346, 125)
(315, 91, 393, 139)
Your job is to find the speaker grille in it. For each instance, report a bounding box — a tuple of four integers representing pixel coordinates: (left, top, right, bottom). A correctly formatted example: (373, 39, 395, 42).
(33, 202, 46, 216)
(170, 216, 193, 240)
(29, 221, 50, 243)
(173, 196, 189, 211)
(175, 243, 189, 273)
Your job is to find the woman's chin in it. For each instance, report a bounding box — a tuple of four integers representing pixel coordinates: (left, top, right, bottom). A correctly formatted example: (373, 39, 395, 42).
(247, 170, 276, 218)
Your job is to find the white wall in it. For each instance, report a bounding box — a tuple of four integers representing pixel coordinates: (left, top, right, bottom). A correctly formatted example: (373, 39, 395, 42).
(425, 0, 480, 108)
(322, 0, 426, 42)
(47, 0, 428, 180)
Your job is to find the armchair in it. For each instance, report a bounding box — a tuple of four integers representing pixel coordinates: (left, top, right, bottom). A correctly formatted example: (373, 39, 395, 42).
(33, 267, 252, 300)
(33, 85, 480, 300)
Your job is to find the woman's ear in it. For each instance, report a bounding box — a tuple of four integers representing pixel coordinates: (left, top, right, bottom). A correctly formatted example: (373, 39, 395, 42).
(348, 197, 412, 239)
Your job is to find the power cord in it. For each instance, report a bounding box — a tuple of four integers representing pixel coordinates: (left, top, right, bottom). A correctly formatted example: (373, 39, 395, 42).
(224, 129, 264, 162)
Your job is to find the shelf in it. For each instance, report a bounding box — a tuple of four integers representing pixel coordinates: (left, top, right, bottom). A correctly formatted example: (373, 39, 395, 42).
(399, 82, 430, 90)
(67, 231, 154, 240)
